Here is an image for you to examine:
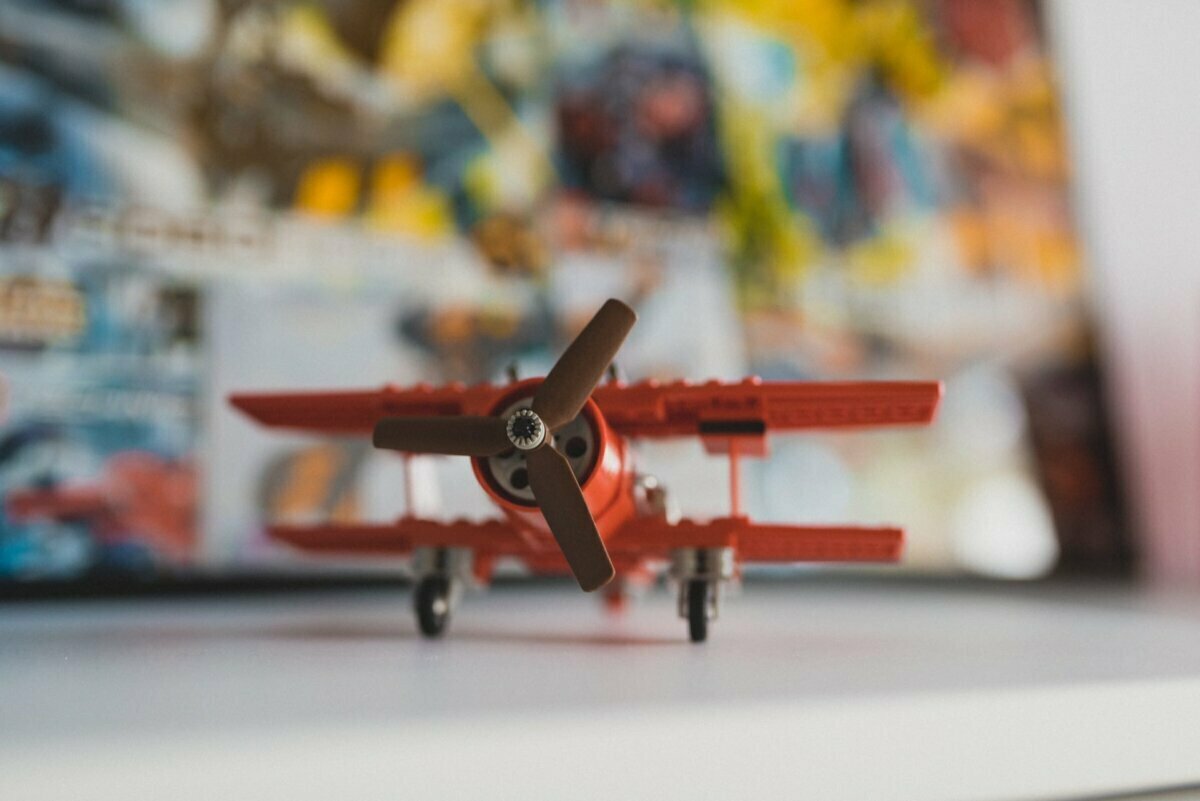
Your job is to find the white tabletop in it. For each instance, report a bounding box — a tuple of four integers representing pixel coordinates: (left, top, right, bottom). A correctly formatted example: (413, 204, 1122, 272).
(3, 578, 1200, 800)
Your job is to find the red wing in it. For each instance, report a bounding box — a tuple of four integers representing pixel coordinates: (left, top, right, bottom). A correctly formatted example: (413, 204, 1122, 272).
(269, 517, 901, 574)
(269, 517, 537, 557)
(607, 517, 903, 563)
(735, 523, 903, 562)
(230, 384, 508, 434)
(591, 380, 942, 439)
(232, 379, 940, 439)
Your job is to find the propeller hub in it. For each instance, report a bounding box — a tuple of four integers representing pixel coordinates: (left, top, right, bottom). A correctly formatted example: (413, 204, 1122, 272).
(505, 408, 546, 451)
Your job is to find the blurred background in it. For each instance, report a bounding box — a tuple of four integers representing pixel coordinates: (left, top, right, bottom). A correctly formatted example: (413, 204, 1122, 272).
(0, 0, 1187, 591)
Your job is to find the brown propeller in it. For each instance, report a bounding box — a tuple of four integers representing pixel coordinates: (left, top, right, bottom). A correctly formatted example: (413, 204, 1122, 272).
(371, 298, 637, 592)
(372, 416, 509, 456)
(532, 299, 637, 430)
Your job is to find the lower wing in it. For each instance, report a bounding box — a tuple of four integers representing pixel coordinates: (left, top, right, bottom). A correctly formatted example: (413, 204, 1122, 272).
(606, 517, 904, 563)
(269, 516, 902, 565)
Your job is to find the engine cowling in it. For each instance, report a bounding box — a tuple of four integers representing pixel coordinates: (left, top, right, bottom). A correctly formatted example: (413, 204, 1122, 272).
(471, 379, 635, 540)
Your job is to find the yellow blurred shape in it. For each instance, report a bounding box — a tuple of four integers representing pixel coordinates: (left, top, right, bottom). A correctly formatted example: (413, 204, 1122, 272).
(855, 0, 942, 97)
(367, 155, 452, 239)
(432, 307, 476, 345)
(281, 5, 359, 73)
(1031, 231, 1079, 293)
(379, 0, 490, 98)
(378, 0, 553, 209)
(715, 115, 813, 300)
(478, 307, 520, 339)
(709, 0, 943, 128)
(847, 231, 916, 285)
(0, 277, 86, 344)
(949, 210, 991, 277)
(295, 158, 361, 218)
(270, 445, 360, 524)
(950, 206, 1079, 291)
(1014, 114, 1066, 181)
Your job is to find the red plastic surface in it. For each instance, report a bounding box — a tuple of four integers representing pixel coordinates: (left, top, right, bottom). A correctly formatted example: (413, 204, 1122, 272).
(270, 517, 533, 556)
(229, 383, 503, 434)
(592, 378, 942, 436)
(230, 378, 942, 442)
(608, 517, 904, 562)
(268, 516, 903, 565)
(233, 376, 935, 577)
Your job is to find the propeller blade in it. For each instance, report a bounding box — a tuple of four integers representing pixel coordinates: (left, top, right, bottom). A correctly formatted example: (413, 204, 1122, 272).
(372, 416, 510, 457)
(533, 298, 636, 431)
(526, 445, 615, 592)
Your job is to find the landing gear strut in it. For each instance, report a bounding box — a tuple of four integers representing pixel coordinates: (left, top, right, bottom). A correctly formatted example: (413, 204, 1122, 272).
(685, 579, 714, 643)
(414, 575, 453, 637)
(673, 547, 732, 643)
(411, 547, 468, 639)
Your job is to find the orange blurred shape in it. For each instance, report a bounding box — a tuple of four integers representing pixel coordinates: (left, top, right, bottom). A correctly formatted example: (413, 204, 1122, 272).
(295, 158, 361, 218)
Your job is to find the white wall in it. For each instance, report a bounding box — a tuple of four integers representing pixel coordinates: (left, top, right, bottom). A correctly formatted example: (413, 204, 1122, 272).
(1049, 0, 1200, 581)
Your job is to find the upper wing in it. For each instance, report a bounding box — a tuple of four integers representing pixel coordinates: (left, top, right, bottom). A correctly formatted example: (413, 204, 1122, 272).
(269, 517, 534, 556)
(591, 379, 942, 440)
(229, 384, 508, 434)
(607, 517, 904, 563)
(230, 378, 941, 442)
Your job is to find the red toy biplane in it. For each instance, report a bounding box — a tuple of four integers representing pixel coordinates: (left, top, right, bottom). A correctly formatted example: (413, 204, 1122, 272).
(231, 299, 941, 641)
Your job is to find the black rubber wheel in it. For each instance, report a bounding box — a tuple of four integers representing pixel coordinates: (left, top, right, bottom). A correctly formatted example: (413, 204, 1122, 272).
(686, 579, 710, 643)
(415, 575, 452, 638)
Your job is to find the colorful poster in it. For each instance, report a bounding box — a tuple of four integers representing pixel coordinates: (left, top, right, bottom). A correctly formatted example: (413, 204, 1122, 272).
(0, 0, 1128, 580)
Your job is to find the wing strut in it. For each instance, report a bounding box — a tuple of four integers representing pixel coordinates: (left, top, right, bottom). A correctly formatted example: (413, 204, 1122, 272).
(729, 439, 743, 518)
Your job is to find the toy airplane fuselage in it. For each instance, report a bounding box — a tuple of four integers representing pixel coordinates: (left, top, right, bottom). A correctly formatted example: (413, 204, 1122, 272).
(231, 374, 942, 641)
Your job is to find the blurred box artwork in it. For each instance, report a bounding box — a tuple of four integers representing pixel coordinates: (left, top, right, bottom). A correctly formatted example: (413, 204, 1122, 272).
(0, 0, 1128, 583)
(0, 233, 200, 578)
